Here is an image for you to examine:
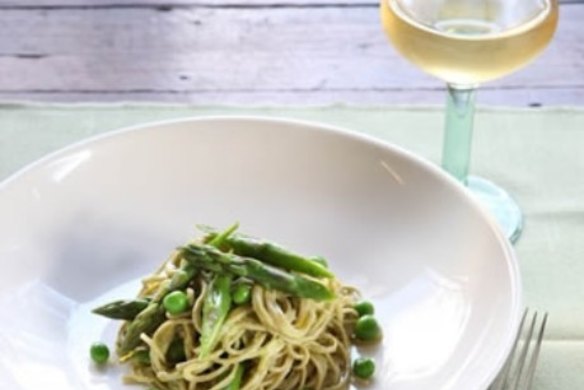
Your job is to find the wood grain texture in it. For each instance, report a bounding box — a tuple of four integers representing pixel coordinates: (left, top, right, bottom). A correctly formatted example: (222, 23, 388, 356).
(0, 1, 375, 7)
(0, 4, 580, 105)
(0, 0, 581, 7)
(1, 87, 582, 107)
(0, 0, 584, 9)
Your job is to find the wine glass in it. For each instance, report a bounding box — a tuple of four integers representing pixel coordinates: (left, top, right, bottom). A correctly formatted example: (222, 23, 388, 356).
(381, 0, 558, 242)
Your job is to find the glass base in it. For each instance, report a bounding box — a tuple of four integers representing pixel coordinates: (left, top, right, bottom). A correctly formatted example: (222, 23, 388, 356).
(466, 176, 523, 244)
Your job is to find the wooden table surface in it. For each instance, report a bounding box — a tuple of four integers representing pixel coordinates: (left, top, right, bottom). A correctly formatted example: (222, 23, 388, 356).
(0, 0, 581, 106)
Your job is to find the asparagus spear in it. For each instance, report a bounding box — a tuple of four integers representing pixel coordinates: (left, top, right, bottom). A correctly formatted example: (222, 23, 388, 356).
(92, 299, 150, 321)
(118, 301, 166, 355)
(117, 262, 197, 355)
(199, 274, 232, 358)
(180, 244, 334, 301)
(198, 223, 239, 358)
(165, 262, 197, 295)
(99, 225, 237, 356)
(207, 221, 239, 248)
(224, 364, 244, 390)
(202, 228, 332, 279)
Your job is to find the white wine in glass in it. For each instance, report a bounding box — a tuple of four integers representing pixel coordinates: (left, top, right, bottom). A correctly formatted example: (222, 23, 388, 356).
(381, 0, 558, 242)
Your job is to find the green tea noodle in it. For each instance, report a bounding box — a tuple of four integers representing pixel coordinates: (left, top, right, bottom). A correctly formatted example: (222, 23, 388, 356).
(118, 250, 360, 390)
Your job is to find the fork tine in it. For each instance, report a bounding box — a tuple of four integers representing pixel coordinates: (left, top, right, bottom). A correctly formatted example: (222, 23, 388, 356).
(489, 309, 549, 390)
(492, 309, 529, 390)
(511, 311, 538, 390)
(523, 312, 548, 390)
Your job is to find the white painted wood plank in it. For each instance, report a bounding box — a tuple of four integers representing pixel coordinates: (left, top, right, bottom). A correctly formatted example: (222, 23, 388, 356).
(0, 1, 374, 7)
(0, 7, 430, 90)
(0, 87, 581, 107)
(0, 5, 580, 104)
(0, 7, 579, 90)
(0, 0, 579, 8)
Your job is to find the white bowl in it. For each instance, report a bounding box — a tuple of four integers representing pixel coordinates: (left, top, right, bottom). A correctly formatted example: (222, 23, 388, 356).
(0, 116, 521, 390)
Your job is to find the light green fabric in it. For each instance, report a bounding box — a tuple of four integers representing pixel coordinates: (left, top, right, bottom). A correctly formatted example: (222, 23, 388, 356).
(1, 104, 583, 389)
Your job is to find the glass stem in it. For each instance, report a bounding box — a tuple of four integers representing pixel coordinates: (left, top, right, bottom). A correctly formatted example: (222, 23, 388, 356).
(441, 84, 477, 184)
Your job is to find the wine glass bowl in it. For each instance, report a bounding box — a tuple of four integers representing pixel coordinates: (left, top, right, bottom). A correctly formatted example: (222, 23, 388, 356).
(382, 0, 559, 85)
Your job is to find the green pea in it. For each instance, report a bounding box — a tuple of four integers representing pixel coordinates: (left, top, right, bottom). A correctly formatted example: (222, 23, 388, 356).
(90, 342, 110, 364)
(232, 283, 252, 305)
(354, 300, 375, 317)
(352, 357, 375, 380)
(163, 291, 189, 315)
(133, 349, 151, 365)
(311, 256, 328, 268)
(354, 315, 382, 341)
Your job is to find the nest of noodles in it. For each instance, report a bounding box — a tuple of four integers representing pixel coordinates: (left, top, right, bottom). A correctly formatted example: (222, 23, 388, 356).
(115, 248, 361, 390)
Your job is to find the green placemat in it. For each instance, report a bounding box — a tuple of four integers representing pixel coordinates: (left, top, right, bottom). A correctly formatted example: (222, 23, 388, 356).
(2, 104, 583, 389)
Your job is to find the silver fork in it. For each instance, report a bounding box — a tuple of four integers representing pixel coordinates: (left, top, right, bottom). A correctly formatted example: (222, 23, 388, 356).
(488, 309, 549, 390)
